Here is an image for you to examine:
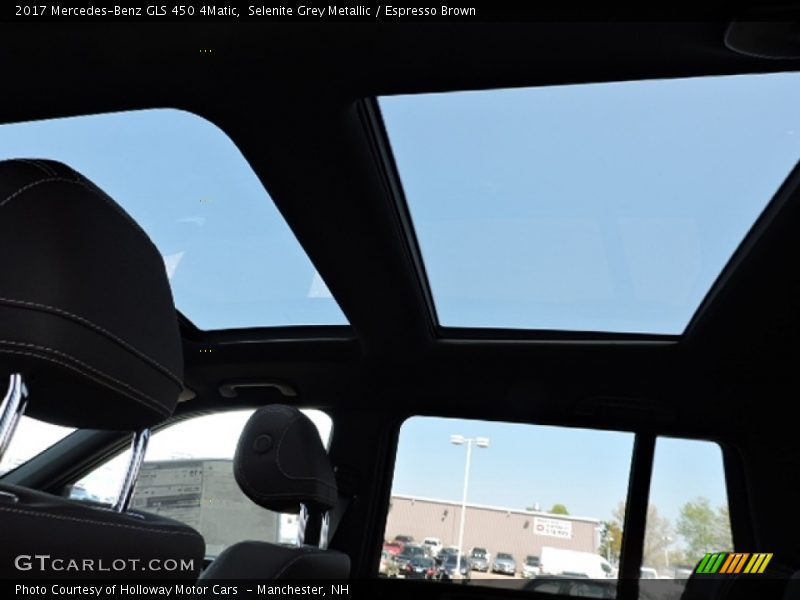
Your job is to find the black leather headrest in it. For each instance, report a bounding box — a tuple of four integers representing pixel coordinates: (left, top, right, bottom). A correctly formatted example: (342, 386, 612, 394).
(234, 404, 337, 513)
(0, 159, 183, 429)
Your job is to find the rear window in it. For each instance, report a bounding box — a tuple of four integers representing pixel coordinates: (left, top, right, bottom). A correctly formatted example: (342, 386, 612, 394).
(380, 415, 733, 592)
(382, 416, 634, 586)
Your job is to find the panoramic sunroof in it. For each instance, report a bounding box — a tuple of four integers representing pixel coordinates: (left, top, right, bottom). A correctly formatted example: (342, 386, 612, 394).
(0, 109, 348, 330)
(380, 72, 800, 335)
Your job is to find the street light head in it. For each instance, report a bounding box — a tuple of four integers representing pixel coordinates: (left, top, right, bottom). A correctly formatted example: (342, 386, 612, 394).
(476, 437, 490, 448)
(450, 434, 465, 445)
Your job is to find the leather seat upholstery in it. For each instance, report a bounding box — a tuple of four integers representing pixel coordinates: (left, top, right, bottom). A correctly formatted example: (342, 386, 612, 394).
(0, 158, 204, 579)
(200, 404, 350, 580)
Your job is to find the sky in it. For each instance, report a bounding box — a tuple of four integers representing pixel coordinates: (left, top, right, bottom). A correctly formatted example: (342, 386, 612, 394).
(390, 417, 729, 531)
(0, 109, 346, 330)
(381, 71, 800, 334)
(1, 71, 793, 551)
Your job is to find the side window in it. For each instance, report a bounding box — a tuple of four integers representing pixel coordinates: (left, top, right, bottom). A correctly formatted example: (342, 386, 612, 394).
(0, 416, 74, 476)
(72, 408, 332, 557)
(639, 438, 731, 598)
(382, 416, 633, 593)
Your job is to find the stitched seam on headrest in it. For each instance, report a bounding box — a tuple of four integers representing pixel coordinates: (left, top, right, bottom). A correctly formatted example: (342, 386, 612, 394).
(0, 344, 171, 417)
(0, 504, 203, 537)
(233, 460, 334, 506)
(0, 296, 182, 386)
(235, 412, 335, 502)
(12, 159, 56, 176)
(234, 407, 336, 508)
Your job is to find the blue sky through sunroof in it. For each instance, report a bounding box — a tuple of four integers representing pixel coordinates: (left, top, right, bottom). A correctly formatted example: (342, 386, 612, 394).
(0, 109, 348, 330)
(381, 72, 800, 334)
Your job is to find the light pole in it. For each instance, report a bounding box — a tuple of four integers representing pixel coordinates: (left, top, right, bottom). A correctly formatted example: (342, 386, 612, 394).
(606, 536, 613, 563)
(450, 434, 489, 574)
(663, 536, 672, 570)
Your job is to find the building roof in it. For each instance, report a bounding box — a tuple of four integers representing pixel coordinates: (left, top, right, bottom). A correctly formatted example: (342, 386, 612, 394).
(392, 494, 601, 525)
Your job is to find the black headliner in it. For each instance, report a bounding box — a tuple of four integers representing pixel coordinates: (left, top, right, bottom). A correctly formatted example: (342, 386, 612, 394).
(2, 22, 799, 440)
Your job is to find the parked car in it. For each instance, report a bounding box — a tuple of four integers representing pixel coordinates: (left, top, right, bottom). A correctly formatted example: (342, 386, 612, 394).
(469, 547, 490, 572)
(492, 552, 517, 575)
(402, 556, 437, 579)
(436, 553, 471, 582)
(673, 566, 694, 579)
(393, 544, 427, 569)
(393, 534, 414, 544)
(68, 484, 102, 503)
(383, 541, 403, 556)
(439, 545, 460, 558)
(640, 566, 658, 579)
(422, 536, 442, 557)
(540, 546, 614, 579)
(522, 555, 542, 578)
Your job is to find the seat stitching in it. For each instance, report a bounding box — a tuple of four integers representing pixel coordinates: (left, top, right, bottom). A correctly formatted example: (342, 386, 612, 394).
(0, 296, 182, 385)
(0, 504, 202, 537)
(32, 160, 58, 176)
(11, 159, 55, 176)
(0, 344, 171, 415)
(0, 177, 59, 207)
(233, 411, 334, 505)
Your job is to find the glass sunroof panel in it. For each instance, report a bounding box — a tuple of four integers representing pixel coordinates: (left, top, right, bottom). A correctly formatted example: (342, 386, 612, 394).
(381, 73, 800, 334)
(0, 109, 348, 330)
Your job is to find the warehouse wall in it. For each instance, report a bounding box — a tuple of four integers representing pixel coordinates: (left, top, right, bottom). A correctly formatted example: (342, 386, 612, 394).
(384, 495, 599, 568)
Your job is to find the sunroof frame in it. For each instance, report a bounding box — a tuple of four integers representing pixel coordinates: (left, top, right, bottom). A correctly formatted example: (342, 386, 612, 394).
(368, 75, 799, 343)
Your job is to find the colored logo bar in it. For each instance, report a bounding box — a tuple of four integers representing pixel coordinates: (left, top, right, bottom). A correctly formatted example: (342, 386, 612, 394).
(696, 552, 773, 575)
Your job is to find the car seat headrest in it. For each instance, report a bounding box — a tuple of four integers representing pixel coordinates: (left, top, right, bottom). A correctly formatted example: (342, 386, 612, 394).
(0, 158, 184, 429)
(234, 404, 337, 514)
